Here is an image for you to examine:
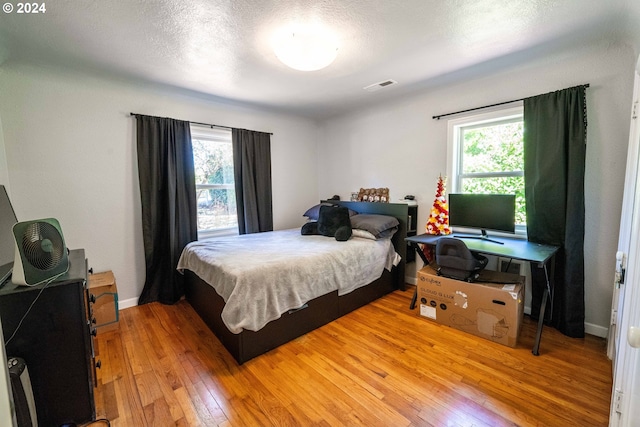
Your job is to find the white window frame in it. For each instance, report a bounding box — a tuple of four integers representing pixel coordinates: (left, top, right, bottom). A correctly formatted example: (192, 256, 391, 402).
(446, 103, 527, 237)
(191, 125, 238, 240)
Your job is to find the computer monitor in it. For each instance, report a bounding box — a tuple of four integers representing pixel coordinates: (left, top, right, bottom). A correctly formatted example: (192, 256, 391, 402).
(448, 193, 516, 243)
(0, 185, 18, 285)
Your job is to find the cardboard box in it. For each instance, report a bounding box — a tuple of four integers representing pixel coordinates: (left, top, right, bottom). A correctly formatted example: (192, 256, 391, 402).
(416, 266, 524, 347)
(88, 270, 119, 333)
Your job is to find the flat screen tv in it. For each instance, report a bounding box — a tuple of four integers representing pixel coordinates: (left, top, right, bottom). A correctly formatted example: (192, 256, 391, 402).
(448, 193, 516, 244)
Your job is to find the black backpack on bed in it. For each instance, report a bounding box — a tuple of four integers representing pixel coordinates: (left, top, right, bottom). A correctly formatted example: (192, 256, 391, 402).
(435, 237, 488, 282)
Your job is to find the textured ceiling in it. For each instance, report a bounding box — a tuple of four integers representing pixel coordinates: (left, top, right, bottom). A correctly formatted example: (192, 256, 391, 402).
(0, 0, 638, 119)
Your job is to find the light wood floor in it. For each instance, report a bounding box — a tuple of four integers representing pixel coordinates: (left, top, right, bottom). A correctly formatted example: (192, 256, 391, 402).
(94, 286, 612, 427)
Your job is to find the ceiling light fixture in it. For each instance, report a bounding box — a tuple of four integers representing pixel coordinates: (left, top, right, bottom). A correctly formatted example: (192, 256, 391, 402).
(273, 26, 339, 72)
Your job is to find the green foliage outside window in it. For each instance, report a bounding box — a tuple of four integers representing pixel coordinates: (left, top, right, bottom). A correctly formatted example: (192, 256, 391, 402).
(460, 121, 526, 225)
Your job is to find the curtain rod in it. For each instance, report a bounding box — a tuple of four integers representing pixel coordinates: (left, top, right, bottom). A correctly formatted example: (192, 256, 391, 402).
(432, 84, 590, 120)
(129, 112, 273, 135)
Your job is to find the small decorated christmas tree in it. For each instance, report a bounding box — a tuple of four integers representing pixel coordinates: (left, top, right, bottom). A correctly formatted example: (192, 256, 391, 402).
(426, 175, 451, 235)
(422, 175, 451, 263)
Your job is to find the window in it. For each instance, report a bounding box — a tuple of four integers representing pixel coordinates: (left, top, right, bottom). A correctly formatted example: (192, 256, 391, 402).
(191, 126, 238, 238)
(447, 105, 526, 234)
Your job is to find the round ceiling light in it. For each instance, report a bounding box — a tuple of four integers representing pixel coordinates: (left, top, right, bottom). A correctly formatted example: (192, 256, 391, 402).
(273, 26, 339, 71)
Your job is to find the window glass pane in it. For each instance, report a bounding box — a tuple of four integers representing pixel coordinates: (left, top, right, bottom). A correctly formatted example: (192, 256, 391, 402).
(461, 176, 526, 225)
(192, 129, 238, 236)
(196, 188, 237, 231)
(461, 121, 523, 174)
(193, 139, 234, 185)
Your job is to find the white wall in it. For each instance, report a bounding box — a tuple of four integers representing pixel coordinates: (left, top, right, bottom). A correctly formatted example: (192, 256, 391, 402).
(0, 63, 320, 304)
(0, 114, 9, 188)
(318, 40, 637, 335)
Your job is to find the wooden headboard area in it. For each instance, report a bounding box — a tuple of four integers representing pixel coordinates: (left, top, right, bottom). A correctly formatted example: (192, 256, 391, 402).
(324, 200, 409, 289)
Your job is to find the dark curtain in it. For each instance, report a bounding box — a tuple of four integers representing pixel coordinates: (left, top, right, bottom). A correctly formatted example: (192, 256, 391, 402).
(524, 85, 587, 338)
(135, 115, 198, 305)
(232, 129, 273, 234)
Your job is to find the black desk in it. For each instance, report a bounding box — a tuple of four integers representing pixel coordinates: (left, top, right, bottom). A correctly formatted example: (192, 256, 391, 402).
(406, 233, 559, 356)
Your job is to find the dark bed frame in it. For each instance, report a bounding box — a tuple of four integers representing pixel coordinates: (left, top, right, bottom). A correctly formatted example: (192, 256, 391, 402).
(184, 201, 410, 364)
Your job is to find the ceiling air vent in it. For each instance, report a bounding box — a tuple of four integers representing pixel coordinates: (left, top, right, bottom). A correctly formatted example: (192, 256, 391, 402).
(363, 79, 398, 92)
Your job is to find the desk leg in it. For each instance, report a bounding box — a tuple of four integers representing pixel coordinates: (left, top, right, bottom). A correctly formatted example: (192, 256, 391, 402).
(532, 262, 553, 356)
(410, 289, 418, 310)
(409, 242, 431, 310)
(532, 287, 549, 356)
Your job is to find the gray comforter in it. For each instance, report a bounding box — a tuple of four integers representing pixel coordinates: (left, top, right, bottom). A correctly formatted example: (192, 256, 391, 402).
(177, 228, 400, 334)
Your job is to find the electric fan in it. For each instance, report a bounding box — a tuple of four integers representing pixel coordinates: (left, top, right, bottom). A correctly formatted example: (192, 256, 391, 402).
(12, 218, 69, 286)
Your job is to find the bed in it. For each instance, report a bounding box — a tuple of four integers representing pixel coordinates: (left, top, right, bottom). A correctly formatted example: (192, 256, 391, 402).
(178, 201, 410, 364)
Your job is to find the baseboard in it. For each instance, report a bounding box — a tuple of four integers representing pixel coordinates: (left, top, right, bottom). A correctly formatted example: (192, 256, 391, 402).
(585, 322, 608, 338)
(119, 297, 139, 310)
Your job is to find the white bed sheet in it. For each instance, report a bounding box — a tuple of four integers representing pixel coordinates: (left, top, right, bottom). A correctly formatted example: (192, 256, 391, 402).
(177, 228, 400, 334)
